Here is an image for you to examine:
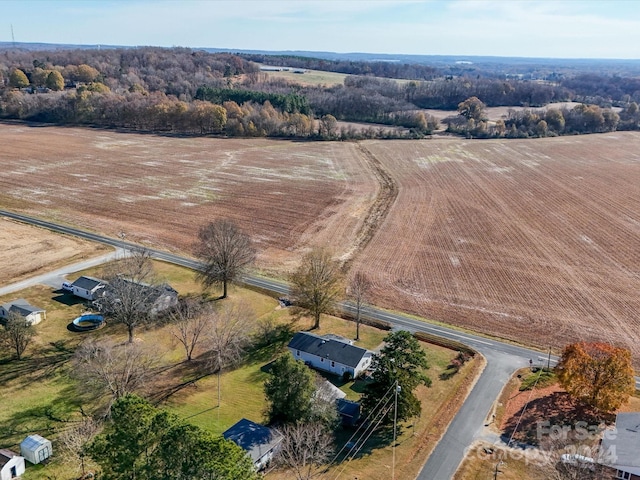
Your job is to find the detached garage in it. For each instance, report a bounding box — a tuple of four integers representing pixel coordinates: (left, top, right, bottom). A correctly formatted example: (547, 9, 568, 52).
(20, 435, 52, 465)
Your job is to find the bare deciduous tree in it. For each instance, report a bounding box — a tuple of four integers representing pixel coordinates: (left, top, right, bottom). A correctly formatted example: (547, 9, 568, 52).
(1, 312, 34, 360)
(206, 302, 253, 406)
(194, 219, 256, 299)
(99, 248, 158, 343)
(348, 271, 371, 340)
(58, 417, 101, 477)
(73, 338, 155, 406)
(169, 297, 209, 362)
(290, 248, 343, 330)
(276, 421, 334, 480)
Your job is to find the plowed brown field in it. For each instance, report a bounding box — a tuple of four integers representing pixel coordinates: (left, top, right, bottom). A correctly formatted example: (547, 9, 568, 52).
(0, 124, 378, 273)
(1, 123, 639, 358)
(354, 135, 640, 355)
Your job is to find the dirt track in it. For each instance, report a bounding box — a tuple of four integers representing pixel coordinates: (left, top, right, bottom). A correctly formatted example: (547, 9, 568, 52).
(1, 124, 639, 359)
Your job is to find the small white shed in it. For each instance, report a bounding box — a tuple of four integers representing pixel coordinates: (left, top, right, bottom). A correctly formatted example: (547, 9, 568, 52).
(0, 299, 46, 326)
(20, 434, 52, 464)
(0, 449, 25, 480)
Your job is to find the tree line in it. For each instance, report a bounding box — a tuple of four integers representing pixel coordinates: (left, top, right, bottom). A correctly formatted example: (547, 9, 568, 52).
(444, 96, 640, 138)
(2, 46, 640, 140)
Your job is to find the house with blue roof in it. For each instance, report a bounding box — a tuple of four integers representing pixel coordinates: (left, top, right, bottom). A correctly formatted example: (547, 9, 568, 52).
(223, 418, 283, 471)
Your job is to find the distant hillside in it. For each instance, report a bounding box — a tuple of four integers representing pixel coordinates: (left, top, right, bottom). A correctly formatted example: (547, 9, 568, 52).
(2, 41, 640, 75)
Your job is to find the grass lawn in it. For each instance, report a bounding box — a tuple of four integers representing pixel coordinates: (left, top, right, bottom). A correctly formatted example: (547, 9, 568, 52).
(1, 259, 484, 480)
(161, 306, 391, 435)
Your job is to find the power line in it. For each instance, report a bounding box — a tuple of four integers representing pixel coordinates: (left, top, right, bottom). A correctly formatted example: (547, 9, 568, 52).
(327, 381, 397, 469)
(326, 382, 399, 480)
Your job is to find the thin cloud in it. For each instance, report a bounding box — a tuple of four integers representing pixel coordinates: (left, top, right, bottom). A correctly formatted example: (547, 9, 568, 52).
(2, 0, 639, 58)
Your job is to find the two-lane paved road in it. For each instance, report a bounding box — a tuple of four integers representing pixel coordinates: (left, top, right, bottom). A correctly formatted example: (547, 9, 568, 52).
(2, 209, 636, 479)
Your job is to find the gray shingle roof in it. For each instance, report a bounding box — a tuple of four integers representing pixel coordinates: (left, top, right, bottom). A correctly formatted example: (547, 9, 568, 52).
(1, 299, 44, 317)
(223, 418, 282, 464)
(288, 332, 369, 368)
(71, 276, 105, 291)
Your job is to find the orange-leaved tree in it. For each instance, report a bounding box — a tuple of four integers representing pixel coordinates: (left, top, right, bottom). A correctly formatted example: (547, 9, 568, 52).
(555, 342, 635, 413)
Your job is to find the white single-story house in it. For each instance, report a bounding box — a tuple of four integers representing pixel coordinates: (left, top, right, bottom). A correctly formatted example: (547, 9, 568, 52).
(70, 276, 107, 301)
(600, 412, 640, 479)
(20, 434, 52, 465)
(0, 449, 25, 480)
(0, 299, 46, 325)
(223, 418, 283, 471)
(288, 332, 373, 378)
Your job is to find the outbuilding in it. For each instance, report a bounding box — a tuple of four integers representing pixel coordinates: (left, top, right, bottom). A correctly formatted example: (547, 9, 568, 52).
(20, 434, 52, 465)
(70, 276, 106, 301)
(223, 418, 283, 471)
(0, 299, 46, 325)
(0, 449, 25, 480)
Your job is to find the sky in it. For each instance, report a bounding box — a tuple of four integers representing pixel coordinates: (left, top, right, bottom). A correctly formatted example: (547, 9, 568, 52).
(2, 0, 640, 59)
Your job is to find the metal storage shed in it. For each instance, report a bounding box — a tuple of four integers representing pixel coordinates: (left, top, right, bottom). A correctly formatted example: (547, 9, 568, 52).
(20, 435, 52, 464)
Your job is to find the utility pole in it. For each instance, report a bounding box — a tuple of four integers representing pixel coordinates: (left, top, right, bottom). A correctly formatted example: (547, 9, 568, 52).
(119, 231, 126, 258)
(392, 381, 401, 480)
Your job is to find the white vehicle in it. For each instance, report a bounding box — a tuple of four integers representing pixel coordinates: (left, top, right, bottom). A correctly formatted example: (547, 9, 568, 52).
(61, 281, 72, 292)
(560, 453, 595, 468)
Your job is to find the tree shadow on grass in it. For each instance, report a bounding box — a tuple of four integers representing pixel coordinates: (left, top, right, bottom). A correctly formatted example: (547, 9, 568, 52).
(244, 324, 294, 366)
(349, 379, 369, 395)
(143, 356, 216, 404)
(0, 341, 76, 386)
(333, 423, 398, 462)
(0, 376, 90, 447)
(146, 323, 294, 404)
(317, 369, 351, 388)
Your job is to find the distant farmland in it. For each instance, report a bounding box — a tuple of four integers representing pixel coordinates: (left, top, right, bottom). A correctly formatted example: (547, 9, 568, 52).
(262, 67, 348, 86)
(355, 135, 640, 356)
(1, 124, 639, 359)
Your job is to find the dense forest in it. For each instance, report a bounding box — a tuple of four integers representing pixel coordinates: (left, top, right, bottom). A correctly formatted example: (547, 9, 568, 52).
(1, 46, 639, 139)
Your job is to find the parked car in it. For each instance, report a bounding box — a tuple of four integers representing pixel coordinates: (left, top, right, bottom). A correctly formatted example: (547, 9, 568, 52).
(560, 453, 595, 469)
(61, 281, 72, 292)
(278, 297, 293, 307)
